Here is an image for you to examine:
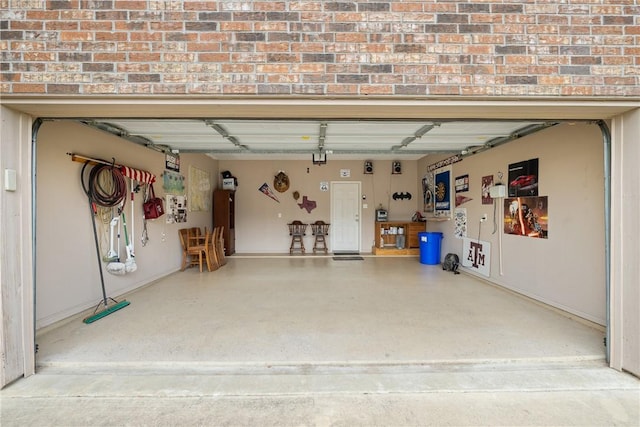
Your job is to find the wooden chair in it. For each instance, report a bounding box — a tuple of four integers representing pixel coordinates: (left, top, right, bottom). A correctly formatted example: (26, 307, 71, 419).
(204, 227, 220, 271)
(215, 226, 227, 266)
(178, 228, 191, 271)
(179, 228, 211, 272)
(288, 221, 307, 254)
(311, 220, 330, 254)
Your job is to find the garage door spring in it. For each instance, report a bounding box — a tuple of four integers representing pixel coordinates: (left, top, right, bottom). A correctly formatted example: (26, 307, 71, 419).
(81, 161, 127, 208)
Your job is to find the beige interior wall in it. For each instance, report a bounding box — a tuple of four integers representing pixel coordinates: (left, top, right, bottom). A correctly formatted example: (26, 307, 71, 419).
(35, 121, 218, 328)
(218, 159, 421, 253)
(419, 122, 606, 325)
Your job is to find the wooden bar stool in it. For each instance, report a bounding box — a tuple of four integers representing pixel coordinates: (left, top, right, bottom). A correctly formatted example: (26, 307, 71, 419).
(311, 220, 330, 254)
(288, 221, 307, 254)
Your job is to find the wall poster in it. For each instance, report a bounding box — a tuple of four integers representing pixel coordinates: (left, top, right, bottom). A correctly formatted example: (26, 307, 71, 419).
(481, 175, 494, 205)
(462, 237, 491, 277)
(454, 208, 467, 238)
(455, 174, 469, 193)
(165, 152, 180, 172)
(508, 158, 539, 197)
(434, 167, 452, 217)
(162, 170, 185, 195)
(188, 166, 211, 211)
(166, 195, 187, 224)
(504, 196, 548, 238)
(422, 172, 434, 213)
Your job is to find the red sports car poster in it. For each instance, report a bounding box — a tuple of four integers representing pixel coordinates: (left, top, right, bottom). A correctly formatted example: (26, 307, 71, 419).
(508, 158, 538, 197)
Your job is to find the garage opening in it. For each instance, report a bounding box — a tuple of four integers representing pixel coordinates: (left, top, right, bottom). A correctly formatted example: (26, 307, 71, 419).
(32, 115, 608, 375)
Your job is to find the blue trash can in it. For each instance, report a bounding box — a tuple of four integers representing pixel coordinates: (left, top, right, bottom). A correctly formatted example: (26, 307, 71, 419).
(419, 232, 443, 265)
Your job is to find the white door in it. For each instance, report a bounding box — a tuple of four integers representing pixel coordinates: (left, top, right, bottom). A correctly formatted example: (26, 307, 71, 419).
(331, 181, 361, 253)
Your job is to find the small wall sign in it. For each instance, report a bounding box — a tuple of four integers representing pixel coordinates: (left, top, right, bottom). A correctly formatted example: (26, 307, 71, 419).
(165, 152, 180, 172)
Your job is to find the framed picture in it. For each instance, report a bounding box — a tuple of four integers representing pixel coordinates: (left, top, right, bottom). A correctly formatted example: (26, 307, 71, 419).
(434, 167, 453, 217)
(422, 172, 435, 213)
(508, 158, 539, 197)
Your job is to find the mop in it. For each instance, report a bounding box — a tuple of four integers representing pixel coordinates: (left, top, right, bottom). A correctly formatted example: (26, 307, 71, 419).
(102, 214, 119, 262)
(122, 211, 137, 273)
(105, 206, 126, 276)
(125, 178, 138, 273)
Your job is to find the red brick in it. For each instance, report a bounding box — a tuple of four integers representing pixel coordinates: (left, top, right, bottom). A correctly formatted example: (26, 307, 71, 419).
(188, 84, 223, 94)
(26, 10, 60, 20)
(198, 53, 230, 62)
(60, 31, 94, 41)
(84, 83, 117, 93)
(429, 85, 461, 95)
(602, 56, 633, 65)
(219, 22, 251, 31)
(96, 32, 129, 41)
(11, 83, 47, 93)
(539, 75, 571, 85)
(562, 86, 594, 96)
(327, 84, 358, 94)
(391, 3, 424, 12)
(222, 84, 257, 94)
(291, 63, 323, 73)
(23, 52, 56, 61)
(254, 2, 287, 11)
(255, 42, 290, 52)
(255, 22, 289, 32)
(593, 26, 624, 35)
(94, 53, 127, 62)
(130, 52, 161, 61)
(80, 21, 113, 31)
(359, 84, 393, 95)
(114, 1, 147, 10)
(117, 63, 150, 72)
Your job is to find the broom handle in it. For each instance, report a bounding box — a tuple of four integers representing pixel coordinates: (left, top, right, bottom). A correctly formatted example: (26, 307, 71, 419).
(89, 199, 108, 307)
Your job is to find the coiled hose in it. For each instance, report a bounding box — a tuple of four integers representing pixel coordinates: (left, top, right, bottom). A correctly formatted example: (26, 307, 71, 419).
(81, 161, 127, 208)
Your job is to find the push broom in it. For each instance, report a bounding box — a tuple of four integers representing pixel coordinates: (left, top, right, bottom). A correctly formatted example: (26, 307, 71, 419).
(81, 161, 130, 324)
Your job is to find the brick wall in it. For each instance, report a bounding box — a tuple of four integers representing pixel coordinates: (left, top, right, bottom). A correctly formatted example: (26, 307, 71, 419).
(1, 0, 638, 97)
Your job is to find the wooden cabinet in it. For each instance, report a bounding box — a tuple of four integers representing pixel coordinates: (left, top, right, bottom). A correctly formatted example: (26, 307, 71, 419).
(407, 222, 425, 248)
(373, 221, 425, 255)
(213, 190, 235, 255)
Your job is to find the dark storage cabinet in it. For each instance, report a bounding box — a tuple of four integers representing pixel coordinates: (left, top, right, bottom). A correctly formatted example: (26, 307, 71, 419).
(213, 190, 235, 255)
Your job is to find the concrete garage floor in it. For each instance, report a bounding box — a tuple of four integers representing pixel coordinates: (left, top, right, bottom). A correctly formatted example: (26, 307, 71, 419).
(2, 257, 639, 426)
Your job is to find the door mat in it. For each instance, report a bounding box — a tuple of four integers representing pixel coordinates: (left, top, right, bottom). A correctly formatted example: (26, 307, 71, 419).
(332, 256, 364, 261)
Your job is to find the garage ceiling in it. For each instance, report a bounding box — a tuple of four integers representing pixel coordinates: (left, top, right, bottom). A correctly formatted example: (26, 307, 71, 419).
(80, 119, 557, 160)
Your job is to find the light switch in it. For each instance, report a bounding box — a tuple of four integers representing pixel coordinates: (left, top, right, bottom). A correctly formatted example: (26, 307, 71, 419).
(4, 169, 16, 191)
(362, 203, 368, 209)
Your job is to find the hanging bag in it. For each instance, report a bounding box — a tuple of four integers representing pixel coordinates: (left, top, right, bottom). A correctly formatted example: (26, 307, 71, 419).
(143, 184, 164, 219)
